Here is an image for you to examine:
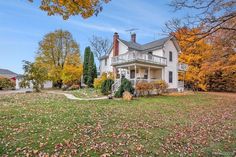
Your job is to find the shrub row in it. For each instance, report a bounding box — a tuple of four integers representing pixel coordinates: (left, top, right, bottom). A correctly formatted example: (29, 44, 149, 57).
(0, 77, 15, 90)
(136, 80, 168, 96)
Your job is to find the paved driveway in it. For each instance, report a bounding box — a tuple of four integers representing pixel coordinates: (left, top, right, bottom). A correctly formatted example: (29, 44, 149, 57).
(0, 89, 33, 95)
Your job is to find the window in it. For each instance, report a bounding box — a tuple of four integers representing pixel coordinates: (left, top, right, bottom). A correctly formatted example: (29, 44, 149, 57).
(169, 71, 173, 83)
(169, 51, 173, 62)
(148, 51, 153, 60)
(105, 58, 107, 66)
(130, 70, 135, 79)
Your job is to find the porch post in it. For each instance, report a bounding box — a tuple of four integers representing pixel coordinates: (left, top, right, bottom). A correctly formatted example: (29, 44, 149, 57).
(161, 68, 165, 80)
(128, 66, 130, 79)
(134, 64, 137, 86)
(148, 67, 150, 83)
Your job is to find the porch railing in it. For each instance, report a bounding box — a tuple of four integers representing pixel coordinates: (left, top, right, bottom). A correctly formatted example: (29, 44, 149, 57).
(111, 79, 121, 95)
(178, 81, 184, 88)
(111, 51, 167, 66)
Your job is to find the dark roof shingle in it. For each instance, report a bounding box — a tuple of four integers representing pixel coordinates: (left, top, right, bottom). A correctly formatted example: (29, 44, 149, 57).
(119, 36, 172, 51)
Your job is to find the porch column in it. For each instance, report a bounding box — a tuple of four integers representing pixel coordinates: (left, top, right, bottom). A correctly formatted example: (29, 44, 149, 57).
(134, 64, 137, 85)
(128, 66, 130, 79)
(161, 68, 165, 80)
(148, 67, 150, 83)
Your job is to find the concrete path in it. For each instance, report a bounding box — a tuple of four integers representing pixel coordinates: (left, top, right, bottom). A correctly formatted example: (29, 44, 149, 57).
(46, 91, 108, 100)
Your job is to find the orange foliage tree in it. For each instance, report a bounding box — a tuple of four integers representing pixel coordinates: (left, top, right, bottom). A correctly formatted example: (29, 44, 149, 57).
(175, 27, 212, 91)
(199, 29, 236, 92)
(29, 0, 110, 19)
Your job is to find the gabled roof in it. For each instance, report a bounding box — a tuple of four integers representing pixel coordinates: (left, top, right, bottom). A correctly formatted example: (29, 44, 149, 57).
(0, 69, 18, 78)
(99, 35, 180, 60)
(118, 39, 142, 50)
(119, 36, 173, 51)
(141, 36, 172, 50)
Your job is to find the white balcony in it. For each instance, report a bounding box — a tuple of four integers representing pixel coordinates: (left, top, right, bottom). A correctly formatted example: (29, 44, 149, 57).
(178, 63, 188, 71)
(111, 51, 167, 66)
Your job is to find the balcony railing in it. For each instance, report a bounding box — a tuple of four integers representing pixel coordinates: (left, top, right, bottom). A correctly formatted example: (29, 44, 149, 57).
(111, 51, 167, 66)
(178, 63, 188, 71)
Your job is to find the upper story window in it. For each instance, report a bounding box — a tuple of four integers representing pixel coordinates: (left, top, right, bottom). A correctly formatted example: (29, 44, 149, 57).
(148, 51, 153, 60)
(148, 51, 153, 55)
(169, 51, 173, 62)
(105, 58, 107, 66)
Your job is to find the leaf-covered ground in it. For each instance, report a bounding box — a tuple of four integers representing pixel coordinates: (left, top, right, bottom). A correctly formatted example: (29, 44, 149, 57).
(68, 88, 103, 98)
(0, 93, 235, 156)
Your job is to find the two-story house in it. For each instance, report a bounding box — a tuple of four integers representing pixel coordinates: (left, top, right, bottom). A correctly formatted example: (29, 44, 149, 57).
(99, 32, 187, 92)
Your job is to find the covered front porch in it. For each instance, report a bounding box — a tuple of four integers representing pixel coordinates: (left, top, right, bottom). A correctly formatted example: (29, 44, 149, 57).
(114, 63, 164, 86)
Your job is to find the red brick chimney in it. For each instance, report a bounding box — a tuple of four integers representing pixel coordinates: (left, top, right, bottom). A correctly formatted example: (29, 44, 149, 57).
(113, 32, 119, 56)
(131, 33, 136, 43)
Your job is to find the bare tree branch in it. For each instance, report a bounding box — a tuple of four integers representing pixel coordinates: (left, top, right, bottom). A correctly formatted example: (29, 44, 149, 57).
(89, 35, 111, 60)
(164, 0, 236, 42)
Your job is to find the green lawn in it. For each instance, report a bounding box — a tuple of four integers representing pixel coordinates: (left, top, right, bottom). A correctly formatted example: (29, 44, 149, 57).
(0, 93, 235, 156)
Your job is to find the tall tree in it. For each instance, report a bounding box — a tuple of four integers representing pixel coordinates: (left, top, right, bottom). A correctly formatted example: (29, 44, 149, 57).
(199, 29, 236, 92)
(36, 29, 82, 88)
(175, 27, 212, 90)
(165, 0, 236, 41)
(83, 47, 91, 84)
(83, 46, 97, 87)
(89, 35, 111, 60)
(29, 0, 110, 20)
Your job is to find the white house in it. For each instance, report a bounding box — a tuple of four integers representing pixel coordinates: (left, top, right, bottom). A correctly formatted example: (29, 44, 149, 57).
(99, 32, 187, 92)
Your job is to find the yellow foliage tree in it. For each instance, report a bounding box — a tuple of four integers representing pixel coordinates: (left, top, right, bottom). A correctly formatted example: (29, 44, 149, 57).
(36, 30, 82, 88)
(62, 52, 83, 85)
(175, 27, 212, 90)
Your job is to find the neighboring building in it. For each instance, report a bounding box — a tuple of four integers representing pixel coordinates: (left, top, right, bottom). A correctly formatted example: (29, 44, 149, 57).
(0, 68, 52, 90)
(99, 32, 187, 92)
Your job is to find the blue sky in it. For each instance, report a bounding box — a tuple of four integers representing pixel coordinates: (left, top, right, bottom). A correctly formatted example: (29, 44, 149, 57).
(0, 0, 185, 74)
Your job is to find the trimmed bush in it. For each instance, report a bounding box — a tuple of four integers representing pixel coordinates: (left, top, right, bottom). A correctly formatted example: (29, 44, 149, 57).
(136, 81, 154, 96)
(115, 78, 134, 97)
(0, 77, 15, 90)
(135, 80, 168, 96)
(101, 79, 114, 95)
(152, 80, 168, 94)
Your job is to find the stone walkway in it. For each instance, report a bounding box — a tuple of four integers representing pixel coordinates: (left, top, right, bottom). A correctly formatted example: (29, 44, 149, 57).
(46, 91, 108, 100)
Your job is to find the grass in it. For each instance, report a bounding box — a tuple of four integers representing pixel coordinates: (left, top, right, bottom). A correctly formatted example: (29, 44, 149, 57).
(68, 88, 104, 98)
(0, 92, 235, 156)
